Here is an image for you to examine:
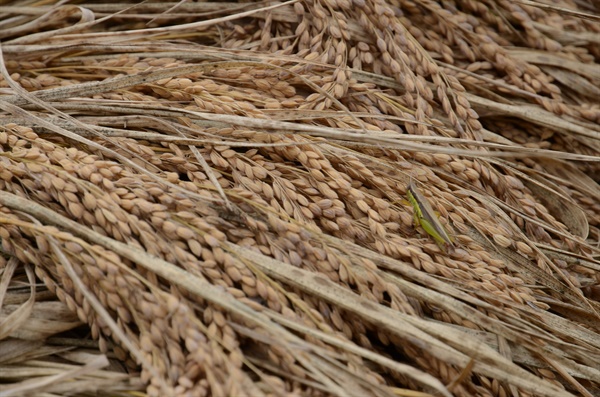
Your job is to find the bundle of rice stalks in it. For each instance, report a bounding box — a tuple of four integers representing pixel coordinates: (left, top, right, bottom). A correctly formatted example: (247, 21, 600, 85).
(0, 1, 599, 396)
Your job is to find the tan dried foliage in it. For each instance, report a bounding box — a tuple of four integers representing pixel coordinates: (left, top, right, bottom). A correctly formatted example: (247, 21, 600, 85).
(0, 1, 599, 397)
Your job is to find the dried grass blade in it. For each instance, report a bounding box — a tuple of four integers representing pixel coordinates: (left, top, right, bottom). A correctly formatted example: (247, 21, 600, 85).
(2, 301, 81, 340)
(0, 258, 18, 310)
(45, 0, 300, 43)
(0, 354, 108, 397)
(512, 0, 600, 22)
(466, 94, 600, 142)
(0, 263, 35, 340)
(0, 340, 46, 366)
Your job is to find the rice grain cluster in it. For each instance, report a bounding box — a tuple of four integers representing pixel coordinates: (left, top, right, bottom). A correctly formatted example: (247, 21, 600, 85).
(0, 1, 599, 397)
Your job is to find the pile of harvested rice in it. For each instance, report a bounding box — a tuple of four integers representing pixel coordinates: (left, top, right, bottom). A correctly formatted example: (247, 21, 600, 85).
(0, 1, 599, 396)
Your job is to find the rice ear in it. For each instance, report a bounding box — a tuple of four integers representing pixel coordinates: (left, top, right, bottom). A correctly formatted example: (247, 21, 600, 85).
(1, 1, 598, 396)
